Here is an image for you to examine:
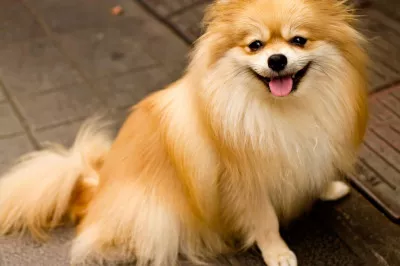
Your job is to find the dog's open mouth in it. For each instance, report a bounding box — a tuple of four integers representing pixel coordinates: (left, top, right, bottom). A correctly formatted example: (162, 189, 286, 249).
(253, 62, 311, 97)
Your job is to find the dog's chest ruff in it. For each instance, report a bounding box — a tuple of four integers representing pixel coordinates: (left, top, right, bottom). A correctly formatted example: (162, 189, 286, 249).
(230, 115, 341, 220)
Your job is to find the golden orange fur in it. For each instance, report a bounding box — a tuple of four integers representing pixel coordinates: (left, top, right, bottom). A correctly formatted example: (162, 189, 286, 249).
(0, 0, 367, 265)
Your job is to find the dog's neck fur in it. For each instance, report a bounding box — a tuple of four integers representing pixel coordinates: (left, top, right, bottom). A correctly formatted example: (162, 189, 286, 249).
(166, 43, 363, 224)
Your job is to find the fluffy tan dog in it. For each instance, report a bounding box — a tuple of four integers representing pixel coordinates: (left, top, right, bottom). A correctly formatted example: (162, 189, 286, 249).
(0, 0, 367, 265)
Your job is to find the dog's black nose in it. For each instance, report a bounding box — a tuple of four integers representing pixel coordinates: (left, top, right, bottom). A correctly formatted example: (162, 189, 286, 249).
(268, 54, 287, 72)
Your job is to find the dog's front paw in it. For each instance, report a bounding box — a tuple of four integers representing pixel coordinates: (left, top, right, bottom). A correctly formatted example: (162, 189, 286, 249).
(263, 248, 297, 266)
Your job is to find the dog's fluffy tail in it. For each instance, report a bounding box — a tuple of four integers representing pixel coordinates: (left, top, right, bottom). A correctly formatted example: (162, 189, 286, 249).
(0, 117, 113, 238)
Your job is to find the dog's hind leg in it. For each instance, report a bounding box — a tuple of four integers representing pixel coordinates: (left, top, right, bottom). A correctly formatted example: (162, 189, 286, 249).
(70, 181, 182, 266)
(320, 181, 351, 201)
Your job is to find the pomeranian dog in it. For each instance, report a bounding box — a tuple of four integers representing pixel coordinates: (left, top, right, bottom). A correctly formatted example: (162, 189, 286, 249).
(0, 0, 367, 265)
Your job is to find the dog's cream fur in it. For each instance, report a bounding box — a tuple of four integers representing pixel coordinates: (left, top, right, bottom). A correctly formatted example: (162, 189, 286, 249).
(0, 0, 367, 265)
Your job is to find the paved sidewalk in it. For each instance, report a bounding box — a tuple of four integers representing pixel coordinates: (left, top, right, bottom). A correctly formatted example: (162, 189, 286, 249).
(0, 1, 187, 265)
(0, 0, 399, 265)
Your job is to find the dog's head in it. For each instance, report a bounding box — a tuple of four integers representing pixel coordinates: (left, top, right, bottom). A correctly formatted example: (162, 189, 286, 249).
(191, 0, 366, 100)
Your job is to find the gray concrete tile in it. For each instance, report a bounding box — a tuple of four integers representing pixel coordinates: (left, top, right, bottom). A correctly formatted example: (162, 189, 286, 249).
(97, 66, 174, 109)
(28, 0, 142, 34)
(58, 26, 157, 79)
(101, 2, 190, 78)
(131, 19, 189, 78)
(109, 107, 130, 133)
(138, 0, 204, 17)
(0, 89, 5, 102)
(34, 119, 84, 148)
(0, 102, 24, 137)
(55, 1, 189, 79)
(169, 2, 210, 42)
(0, 1, 46, 48)
(15, 83, 104, 130)
(0, 38, 83, 94)
(34, 108, 129, 149)
(0, 134, 33, 174)
(0, 228, 73, 266)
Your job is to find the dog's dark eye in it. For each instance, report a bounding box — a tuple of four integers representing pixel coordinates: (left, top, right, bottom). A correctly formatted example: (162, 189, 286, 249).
(248, 40, 264, 51)
(290, 36, 308, 47)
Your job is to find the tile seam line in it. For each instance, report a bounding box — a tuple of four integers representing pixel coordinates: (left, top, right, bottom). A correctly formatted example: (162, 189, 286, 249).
(34, 105, 131, 133)
(0, 80, 40, 150)
(21, 0, 108, 107)
(135, 0, 193, 45)
(166, 0, 208, 19)
(0, 131, 26, 141)
(369, 79, 400, 96)
(9, 63, 160, 100)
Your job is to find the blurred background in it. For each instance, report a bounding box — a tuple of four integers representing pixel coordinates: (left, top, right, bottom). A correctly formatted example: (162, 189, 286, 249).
(0, 0, 399, 265)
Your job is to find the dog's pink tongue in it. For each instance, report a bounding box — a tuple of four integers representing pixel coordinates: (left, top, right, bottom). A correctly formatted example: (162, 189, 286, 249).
(269, 77, 293, 97)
